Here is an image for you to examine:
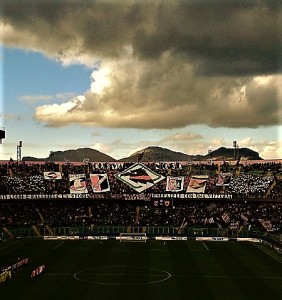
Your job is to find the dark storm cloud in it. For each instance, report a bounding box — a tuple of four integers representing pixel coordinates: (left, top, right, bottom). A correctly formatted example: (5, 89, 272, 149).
(2, 0, 281, 129)
(2, 0, 281, 75)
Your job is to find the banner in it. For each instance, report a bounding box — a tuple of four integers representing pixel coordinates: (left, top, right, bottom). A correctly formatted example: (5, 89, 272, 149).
(166, 176, 184, 192)
(93, 162, 124, 170)
(0, 193, 151, 201)
(222, 212, 230, 223)
(152, 193, 232, 199)
(69, 174, 88, 193)
(186, 175, 209, 193)
(43, 171, 62, 180)
(152, 199, 173, 208)
(114, 163, 165, 193)
(0, 270, 11, 283)
(258, 219, 273, 231)
(216, 173, 232, 186)
(90, 174, 110, 192)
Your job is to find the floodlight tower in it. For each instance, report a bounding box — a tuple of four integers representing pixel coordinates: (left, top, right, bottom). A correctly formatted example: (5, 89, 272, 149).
(0, 127, 5, 144)
(17, 141, 22, 162)
(233, 141, 239, 160)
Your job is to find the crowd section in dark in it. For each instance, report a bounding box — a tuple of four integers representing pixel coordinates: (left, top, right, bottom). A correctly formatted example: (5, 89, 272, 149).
(0, 161, 281, 234)
(0, 201, 281, 234)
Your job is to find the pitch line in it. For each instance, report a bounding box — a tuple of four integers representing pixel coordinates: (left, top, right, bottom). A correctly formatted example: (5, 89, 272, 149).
(253, 243, 282, 264)
(202, 242, 210, 251)
(53, 241, 64, 250)
(43, 273, 282, 280)
(173, 274, 282, 280)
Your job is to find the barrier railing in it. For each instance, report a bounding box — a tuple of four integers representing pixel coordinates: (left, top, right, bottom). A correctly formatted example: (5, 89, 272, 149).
(1, 225, 266, 240)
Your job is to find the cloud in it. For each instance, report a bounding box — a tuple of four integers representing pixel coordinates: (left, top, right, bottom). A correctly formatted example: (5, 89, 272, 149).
(20, 95, 53, 104)
(1, 113, 22, 122)
(92, 142, 113, 155)
(1, 1, 281, 74)
(20, 93, 78, 105)
(161, 133, 203, 142)
(2, 1, 281, 130)
(33, 54, 282, 129)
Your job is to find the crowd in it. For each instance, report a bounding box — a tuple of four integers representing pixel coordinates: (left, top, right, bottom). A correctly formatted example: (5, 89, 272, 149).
(0, 161, 280, 198)
(0, 200, 281, 233)
(0, 160, 281, 237)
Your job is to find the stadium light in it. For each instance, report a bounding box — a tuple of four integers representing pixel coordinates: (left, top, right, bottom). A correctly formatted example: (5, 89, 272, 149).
(233, 141, 239, 160)
(0, 127, 5, 144)
(17, 141, 22, 161)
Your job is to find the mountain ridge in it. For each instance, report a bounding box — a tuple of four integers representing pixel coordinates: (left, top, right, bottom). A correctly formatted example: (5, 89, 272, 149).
(22, 146, 262, 162)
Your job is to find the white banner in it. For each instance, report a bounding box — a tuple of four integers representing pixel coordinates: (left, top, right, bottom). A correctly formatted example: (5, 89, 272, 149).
(69, 174, 88, 194)
(115, 163, 165, 193)
(43, 171, 62, 180)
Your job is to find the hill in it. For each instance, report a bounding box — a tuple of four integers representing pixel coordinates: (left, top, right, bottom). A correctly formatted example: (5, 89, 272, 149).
(205, 147, 261, 161)
(22, 148, 116, 162)
(22, 146, 262, 163)
(120, 146, 203, 162)
(121, 146, 261, 162)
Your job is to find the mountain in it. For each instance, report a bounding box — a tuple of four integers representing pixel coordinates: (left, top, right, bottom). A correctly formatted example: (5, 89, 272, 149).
(203, 147, 262, 161)
(22, 146, 262, 163)
(22, 148, 116, 162)
(120, 146, 202, 162)
(121, 146, 261, 162)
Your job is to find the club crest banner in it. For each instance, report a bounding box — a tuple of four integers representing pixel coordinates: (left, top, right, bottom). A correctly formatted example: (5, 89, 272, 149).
(114, 163, 165, 193)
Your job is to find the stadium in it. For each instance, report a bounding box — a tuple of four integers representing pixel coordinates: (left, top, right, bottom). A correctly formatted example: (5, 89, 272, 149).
(1, 1, 281, 299)
(0, 151, 281, 300)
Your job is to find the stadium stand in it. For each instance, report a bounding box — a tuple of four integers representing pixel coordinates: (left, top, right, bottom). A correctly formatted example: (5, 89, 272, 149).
(0, 160, 281, 240)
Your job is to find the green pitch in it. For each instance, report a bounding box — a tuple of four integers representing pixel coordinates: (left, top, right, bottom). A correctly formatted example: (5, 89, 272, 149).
(1, 239, 281, 300)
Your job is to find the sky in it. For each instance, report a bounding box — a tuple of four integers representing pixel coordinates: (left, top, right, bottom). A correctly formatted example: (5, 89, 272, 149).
(0, 0, 281, 161)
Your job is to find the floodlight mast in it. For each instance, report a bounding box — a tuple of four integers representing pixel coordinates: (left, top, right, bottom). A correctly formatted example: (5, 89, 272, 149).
(17, 141, 22, 162)
(233, 141, 239, 160)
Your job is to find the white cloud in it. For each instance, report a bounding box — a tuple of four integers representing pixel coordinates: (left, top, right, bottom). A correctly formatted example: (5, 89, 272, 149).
(33, 52, 282, 129)
(93, 142, 113, 155)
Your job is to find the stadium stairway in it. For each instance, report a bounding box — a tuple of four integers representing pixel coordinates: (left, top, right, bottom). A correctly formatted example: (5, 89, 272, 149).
(237, 225, 244, 236)
(32, 225, 41, 237)
(2, 227, 14, 239)
(45, 224, 54, 236)
(265, 180, 276, 198)
(220, 228, 228, 237)
(136, 206, 140, 223)
(35, 208, 44, 223)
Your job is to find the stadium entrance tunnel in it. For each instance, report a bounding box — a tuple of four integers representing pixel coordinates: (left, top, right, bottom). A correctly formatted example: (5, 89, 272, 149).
(74, 266, 171, 285)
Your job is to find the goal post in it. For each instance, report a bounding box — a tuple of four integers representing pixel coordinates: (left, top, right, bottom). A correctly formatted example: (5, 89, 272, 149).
(119, 232, 147, 242)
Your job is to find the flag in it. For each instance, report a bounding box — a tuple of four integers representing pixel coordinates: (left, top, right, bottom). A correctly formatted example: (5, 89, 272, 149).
(258, 219, 273, 231)
(90, 174, 110, 192)
(166, 176, 184, 192)
(152, 199, 172, 208)
(240, 213, 248, 223)
(222, 212, 230, 223)
(43, 171, 62, 180)
(216, 173, 232, 186)
(115, 163, 165, 193)
(69, 174, 88, 194)
(186, 175, 209, 193)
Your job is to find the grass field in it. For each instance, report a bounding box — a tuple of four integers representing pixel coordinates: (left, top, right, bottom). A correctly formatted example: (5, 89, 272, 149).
(0, 239, 281, 300)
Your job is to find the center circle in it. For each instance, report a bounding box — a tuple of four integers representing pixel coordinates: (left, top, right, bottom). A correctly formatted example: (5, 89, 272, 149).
(74, 266, 171, 285)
